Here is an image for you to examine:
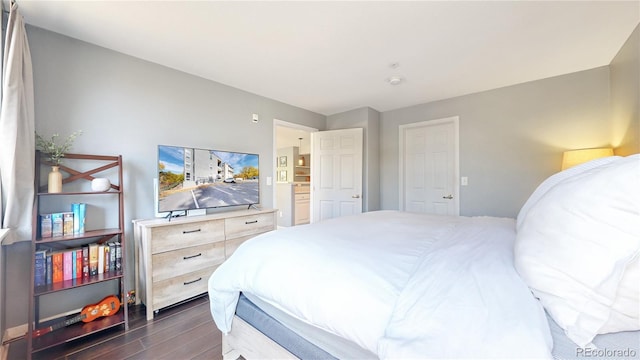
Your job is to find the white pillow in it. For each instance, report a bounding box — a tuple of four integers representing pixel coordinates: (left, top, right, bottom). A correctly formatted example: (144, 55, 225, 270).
(516, 156, 621, 229)
(515, 154, 640, 347)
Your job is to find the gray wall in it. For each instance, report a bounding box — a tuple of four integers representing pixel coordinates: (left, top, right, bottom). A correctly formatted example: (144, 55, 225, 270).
(326, 107, 380, 212)
(380, 67, 612, 218)
(611, 24, 640, 156)
(2, 26, 325, 330)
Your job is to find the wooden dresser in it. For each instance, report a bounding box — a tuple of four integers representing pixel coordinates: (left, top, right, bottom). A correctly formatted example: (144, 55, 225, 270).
(133, 208, 276, 320)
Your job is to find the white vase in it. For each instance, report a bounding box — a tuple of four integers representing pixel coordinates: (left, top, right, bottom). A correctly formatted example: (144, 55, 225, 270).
(91, 178, 111, 192)
(48, 166, 62, 193)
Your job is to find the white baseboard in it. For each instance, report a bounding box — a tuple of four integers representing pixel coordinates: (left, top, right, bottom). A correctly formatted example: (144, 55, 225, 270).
(1, 323, 27, 358)
(2, 324, 26, 344)
(1, 306, 82, 346)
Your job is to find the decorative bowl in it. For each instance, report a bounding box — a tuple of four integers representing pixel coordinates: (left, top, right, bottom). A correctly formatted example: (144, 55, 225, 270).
(91, 178, 111, 192)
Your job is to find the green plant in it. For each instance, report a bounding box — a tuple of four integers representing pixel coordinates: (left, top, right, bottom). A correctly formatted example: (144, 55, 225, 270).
(35, 130, 82, 165)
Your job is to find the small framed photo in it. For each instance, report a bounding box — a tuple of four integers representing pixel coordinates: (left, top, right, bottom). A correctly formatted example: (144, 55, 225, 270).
(278, 170, 287, 182)
(279, 156, 287, 167)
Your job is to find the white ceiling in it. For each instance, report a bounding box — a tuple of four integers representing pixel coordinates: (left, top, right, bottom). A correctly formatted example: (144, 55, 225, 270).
(9, 1, 640, 116)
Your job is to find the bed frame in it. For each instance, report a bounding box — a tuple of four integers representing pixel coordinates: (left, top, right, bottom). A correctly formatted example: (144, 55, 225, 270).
(222, 315, 299, 360)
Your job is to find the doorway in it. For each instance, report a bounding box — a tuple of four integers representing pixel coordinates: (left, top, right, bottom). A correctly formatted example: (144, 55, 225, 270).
(273, 120, 317, 227)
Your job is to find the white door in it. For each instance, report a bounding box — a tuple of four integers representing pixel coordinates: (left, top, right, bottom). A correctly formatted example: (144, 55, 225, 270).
(399, 117, 459, 215)
(311, 128, 363, 222)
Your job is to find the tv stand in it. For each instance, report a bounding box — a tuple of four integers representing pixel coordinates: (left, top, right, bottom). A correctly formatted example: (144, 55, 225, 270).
(133, 208, 277, 320)
(247, 204, 260, 210)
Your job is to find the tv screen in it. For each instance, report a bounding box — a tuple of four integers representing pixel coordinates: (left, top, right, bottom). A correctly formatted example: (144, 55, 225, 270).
(157, 145, 259, 213)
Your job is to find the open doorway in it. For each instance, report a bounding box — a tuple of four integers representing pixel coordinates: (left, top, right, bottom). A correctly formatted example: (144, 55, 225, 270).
(273, 120, 317, 227)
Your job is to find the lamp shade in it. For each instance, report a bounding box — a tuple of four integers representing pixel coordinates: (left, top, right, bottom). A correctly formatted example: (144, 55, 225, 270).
(561, 148, 614, 170)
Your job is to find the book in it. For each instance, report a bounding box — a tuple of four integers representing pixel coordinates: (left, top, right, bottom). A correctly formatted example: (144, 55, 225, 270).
(75, 248, 83, 279)
(52, 251, 63, 283)
(34, 250, 47, 287)
(89, 243, 98, 276)
(46, 253, 53, 284)
(82, 245, 89, 277)
(98, 245, 105, 274)
(72, 249, 77, 279)
(51, 213, 64, 237)
(63, 250, 73, 281)
(63, 212, 74, 236)
(114, 242, 122, 271)
(108, 242, 116, 272)
(40, 214, 52, 238)
(72, 203, 86, 234)
(103, 245, 111, 273)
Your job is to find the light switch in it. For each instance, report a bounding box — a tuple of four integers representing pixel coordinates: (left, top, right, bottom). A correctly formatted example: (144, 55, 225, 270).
(461, 177, 468, 186)
(267, 176, 272, 186)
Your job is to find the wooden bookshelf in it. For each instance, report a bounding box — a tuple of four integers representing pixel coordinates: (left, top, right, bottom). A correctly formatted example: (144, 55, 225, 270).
(28, 152, 128, 358)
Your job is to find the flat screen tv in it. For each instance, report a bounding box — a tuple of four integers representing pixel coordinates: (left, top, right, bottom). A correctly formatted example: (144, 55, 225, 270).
(157, 145, 259, 214)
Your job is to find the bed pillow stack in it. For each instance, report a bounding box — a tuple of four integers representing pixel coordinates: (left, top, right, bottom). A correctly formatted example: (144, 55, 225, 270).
(514, 154, 640, 347)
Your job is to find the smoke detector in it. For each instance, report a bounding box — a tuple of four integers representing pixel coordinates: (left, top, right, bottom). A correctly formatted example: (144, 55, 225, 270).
(387, 76, 403, 85)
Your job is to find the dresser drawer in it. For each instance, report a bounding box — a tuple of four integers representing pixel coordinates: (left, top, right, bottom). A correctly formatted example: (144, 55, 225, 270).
(225, 235, 256, 258)
(150, 219, 225, 254)
(153, 266, 218, 310)
(225, 213, 275, 239)
(294, 184, 310, 193)
(152, 242, 225, 282)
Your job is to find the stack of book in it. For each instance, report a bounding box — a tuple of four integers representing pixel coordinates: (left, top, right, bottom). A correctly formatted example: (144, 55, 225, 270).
(34, 242, 122, 287)
(39, 203, 86, 238)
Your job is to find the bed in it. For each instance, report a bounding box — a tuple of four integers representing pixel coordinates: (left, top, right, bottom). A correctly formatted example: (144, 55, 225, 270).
(208, 154, 640, 359)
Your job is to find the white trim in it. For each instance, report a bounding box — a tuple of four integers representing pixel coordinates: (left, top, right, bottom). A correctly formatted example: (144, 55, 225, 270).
(272, 119, 318, 212)
(2, 324, 26, 345)
(399, 116, 460, 215)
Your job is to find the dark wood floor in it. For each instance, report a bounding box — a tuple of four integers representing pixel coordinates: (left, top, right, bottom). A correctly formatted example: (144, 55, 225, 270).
(7, 295, 223, 360)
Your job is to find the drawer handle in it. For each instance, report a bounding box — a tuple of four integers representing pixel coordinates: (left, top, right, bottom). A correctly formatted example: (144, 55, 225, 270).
(183, 253, 202, 260)
(183, 229, 201, 234)
(183, 277, 202, 286)
(245, 220, 258, 224)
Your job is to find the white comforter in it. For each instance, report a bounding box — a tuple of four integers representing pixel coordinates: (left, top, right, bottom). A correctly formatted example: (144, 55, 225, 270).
(208, 211, 552, 359)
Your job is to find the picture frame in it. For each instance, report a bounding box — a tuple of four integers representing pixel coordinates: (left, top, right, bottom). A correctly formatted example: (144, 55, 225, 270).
(278, 170, 287, 182)
(279, 156, 287, 167)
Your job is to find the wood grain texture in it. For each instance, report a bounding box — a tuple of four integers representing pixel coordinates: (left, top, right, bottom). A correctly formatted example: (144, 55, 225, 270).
(152, 242, 225, 282)
(135, 209, 276, 320)
(223, 316, 297, 360)
(152, 266, 219, 310)
(150, 219, 225, 254)
(7, 296, 222, 360)
(224, 212, 276, 239)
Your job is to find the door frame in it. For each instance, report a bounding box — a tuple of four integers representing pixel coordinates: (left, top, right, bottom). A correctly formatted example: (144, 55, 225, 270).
(398, 116, 460, 215)
(272, 119, 318, 211)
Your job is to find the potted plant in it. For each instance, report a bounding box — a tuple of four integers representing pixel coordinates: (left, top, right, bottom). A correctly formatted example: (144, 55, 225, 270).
(35, 130, 82, 193)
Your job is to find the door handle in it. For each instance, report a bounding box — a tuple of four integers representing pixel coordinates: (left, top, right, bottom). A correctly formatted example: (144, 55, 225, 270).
(352, 195, 360, 198)
(442, 195, 453, 199)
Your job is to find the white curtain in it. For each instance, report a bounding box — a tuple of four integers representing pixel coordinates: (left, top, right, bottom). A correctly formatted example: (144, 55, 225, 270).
(0, 1, 35, 245)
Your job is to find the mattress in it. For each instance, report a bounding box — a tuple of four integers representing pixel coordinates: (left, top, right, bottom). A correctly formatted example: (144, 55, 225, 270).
(237, 292, 640, 360)
(239, 292, 375, 359)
